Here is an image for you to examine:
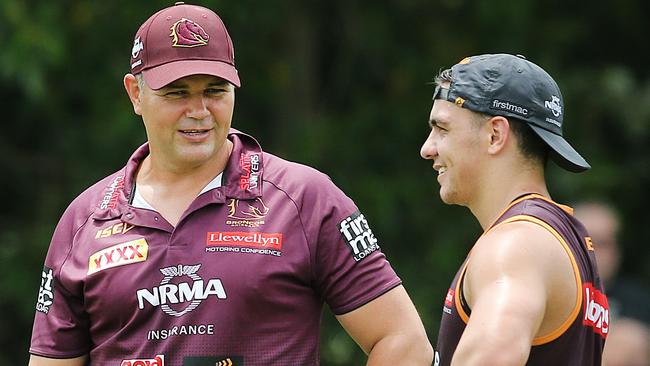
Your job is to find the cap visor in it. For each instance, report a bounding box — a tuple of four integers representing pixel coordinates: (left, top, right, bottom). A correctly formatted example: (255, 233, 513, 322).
(142, 59, 240, 89)
(528, 124, 591, 173)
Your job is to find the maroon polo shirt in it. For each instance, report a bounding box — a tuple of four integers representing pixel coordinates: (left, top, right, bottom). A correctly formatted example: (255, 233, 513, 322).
(30, 129, 401, 365)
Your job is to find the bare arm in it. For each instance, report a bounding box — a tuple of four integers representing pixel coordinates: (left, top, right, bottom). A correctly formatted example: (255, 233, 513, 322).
(28, 355, 87, 366)
(451, 222, 577, 366)
(336, 285, 433, 365)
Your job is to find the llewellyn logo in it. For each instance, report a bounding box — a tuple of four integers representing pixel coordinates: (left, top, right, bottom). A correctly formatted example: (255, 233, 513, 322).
(338, 211, 380, 262)
(136, 264, 226, 317)
(207, 232, 283, 250)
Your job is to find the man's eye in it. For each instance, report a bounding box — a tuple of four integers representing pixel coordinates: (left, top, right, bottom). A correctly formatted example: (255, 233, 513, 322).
(206, 88, 226, 95)
(165, 90, 186, 97)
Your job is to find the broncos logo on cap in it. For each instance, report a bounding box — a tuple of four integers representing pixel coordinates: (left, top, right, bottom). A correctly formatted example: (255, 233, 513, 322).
(169, 18, 209, 47)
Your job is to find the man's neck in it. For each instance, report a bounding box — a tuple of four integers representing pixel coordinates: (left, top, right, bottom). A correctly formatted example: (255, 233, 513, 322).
(132, 140, 233, 227)
(469, 163, 549, 230)
(137, 140, 233, 190)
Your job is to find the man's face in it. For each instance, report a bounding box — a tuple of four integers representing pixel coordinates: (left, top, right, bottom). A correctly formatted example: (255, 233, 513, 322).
(420, 97, 487, 206)
(135, 74, 235, 170)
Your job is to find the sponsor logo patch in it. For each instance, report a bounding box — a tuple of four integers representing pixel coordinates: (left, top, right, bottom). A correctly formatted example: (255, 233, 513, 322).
(444, 288, 455, 307)
(544, 95, 562, 117)
(206, 231, 282, 257)
(338, 211, 380, 262)
(583, 282, 609, 338)
(137, 264, 226, 317)
(207, 232, 282, 249)
(88, 238, 148, 275)
(131, 37, 144, 58)
(36, 266, 54, 314)
(183, 356, 242, 366)
(121, 355, 164, 366)
(100, 175, 125, 209)
(491, 99, 529, 116)
(239, 152, 261, 191)
(95, 222, 135, 239)
(226, 198, 269, 228)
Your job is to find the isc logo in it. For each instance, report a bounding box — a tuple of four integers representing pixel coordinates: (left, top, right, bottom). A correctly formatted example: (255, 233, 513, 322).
(583, 283, 609, 337)
(95, 222, 135, 239)
(120, 354, 164, 366)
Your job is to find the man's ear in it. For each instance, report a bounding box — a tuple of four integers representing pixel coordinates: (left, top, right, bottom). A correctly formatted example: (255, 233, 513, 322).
(124, 74, 143, 116)
(486, 116, 511, 155)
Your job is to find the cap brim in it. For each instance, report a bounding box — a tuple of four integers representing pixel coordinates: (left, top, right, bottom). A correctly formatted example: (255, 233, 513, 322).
(528, 124, 590, 173)
(142, 59, 241, 90)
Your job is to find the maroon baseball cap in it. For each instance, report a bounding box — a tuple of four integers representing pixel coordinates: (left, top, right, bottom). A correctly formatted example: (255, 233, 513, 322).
(130, 2, 240, 89)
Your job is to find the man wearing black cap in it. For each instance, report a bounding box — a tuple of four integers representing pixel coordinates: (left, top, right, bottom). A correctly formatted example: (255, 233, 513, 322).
(27, 3, 433, 365)
(420, 54, 608, 365)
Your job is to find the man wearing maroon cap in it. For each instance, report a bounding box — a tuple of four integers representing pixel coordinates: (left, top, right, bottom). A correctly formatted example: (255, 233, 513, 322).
(28, 3, 432, 366)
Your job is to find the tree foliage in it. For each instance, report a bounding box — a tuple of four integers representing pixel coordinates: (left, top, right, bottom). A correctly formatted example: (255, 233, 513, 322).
(2, 1, 649, 364)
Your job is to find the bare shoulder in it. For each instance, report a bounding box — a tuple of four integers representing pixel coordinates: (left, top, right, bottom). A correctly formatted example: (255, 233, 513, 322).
(476, 220, 569, 265)
(470, 220, 577, 302)
(466, 220, 578, 335)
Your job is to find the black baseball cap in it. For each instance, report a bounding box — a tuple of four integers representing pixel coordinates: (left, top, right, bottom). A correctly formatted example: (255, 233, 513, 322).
(433, 53, 590, 173)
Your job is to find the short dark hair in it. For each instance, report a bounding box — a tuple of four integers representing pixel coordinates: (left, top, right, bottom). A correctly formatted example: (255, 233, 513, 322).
(507, 117, 549, 166)
(433, 68, 548, 165)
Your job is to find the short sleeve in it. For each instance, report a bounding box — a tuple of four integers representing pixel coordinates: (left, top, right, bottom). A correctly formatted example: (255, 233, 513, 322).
(307, 178, 401, 315)
(30, 207, 91, 358)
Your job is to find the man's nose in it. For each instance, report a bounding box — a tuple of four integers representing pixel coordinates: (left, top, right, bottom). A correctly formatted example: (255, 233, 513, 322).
(185, 95, 210, 119)
(420, 132, 437, 159)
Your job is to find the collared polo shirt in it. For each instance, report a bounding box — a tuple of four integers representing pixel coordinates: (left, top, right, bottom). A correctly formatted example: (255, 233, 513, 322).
(30, 129, 401, 365)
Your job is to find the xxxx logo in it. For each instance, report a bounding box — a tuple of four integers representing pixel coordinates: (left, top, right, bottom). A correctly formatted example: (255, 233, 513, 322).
(88, 238, 148, 274)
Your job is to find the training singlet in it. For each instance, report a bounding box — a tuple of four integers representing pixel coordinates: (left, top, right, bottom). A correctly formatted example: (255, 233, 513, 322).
(434, 194, 608, 366)
(30, 129, 401, 365)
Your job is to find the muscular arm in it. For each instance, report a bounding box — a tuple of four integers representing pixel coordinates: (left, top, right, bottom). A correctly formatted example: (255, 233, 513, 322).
(336, 285, 433, 365)
(451, 221, 577, 366)
(28, 355, 87, 366)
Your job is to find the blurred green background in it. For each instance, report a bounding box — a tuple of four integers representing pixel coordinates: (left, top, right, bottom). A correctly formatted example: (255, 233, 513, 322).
(2, 0, 650, 364)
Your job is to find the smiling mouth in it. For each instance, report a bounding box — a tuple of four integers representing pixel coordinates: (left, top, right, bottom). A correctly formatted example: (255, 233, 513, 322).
(179, 129, 211, 135)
